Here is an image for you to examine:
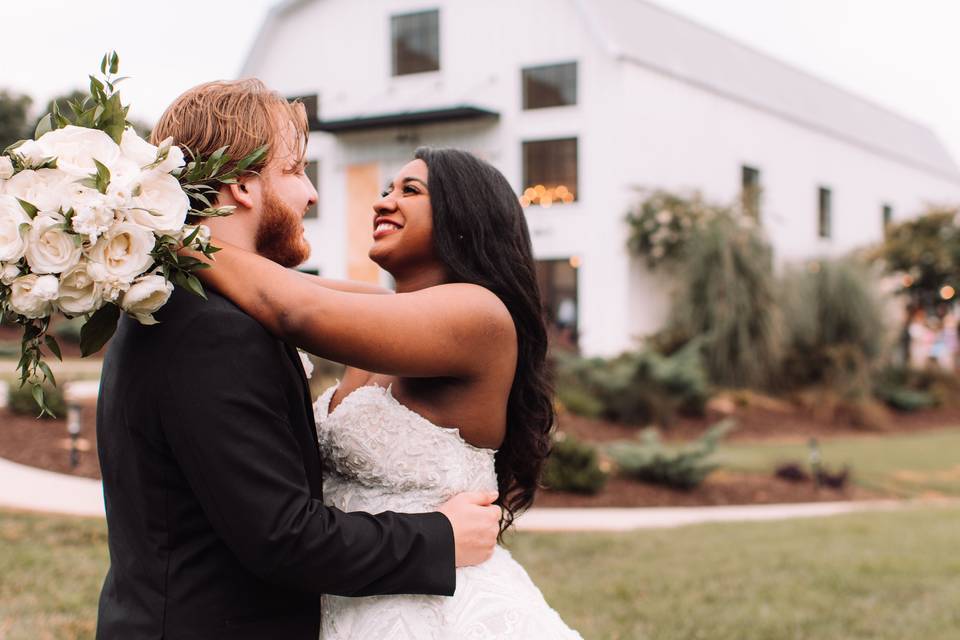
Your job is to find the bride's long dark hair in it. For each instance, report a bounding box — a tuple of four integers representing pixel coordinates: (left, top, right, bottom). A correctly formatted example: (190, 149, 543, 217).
(414, 147, 554, 535)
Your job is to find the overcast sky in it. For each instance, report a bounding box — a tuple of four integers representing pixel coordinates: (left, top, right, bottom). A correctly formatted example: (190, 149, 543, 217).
(2, 0, 958, 164)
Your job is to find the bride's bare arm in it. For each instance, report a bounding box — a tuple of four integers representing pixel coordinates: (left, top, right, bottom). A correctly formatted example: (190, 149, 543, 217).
(293, 271, 394, 295)
(194, 242, 515, 378)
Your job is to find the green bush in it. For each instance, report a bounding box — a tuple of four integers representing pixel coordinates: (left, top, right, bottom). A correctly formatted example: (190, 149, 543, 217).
(8, 383, 66, 419)
(779, 259, 890, 393)
(873, 366, 959, 412)
(541, 434, 608, 495)
(667, 211, 783, 388)
(0, 341, 20, 358)
(608, 419, 734, 490)
(52, 317, 84, 345)
(553, 341, 709, 426)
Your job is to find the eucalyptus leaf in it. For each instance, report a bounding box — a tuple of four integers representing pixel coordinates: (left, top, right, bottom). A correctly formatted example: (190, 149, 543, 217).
(80, 303, 120, 357)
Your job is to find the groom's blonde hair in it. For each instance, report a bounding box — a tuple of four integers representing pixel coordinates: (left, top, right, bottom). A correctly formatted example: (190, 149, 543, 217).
(151, 78, 308, 178)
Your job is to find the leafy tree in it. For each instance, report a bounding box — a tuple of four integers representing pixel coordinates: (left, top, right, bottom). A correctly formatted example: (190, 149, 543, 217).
(0, 90, 32, 150)
(876, 208, 960, 305)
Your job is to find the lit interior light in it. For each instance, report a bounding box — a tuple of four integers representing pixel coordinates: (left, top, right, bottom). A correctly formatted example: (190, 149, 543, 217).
(903, 274, 914, 287)
(569, 255, 582, 268)
(941, 285, 955, 300)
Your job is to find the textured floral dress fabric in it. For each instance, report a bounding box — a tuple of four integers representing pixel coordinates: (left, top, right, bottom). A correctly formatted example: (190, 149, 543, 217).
(315, 384, 582, 639)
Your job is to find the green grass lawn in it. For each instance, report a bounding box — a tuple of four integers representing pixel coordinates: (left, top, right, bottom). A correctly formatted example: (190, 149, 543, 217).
(716, 428, 960, 497)
(2, 505, 959, 639)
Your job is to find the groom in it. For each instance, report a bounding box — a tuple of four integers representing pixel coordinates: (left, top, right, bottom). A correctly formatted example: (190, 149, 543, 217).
(95, 79, 500, 639)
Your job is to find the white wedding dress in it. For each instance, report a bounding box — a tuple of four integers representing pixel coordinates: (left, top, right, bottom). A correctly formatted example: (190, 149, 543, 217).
(315, 384, 582, 639)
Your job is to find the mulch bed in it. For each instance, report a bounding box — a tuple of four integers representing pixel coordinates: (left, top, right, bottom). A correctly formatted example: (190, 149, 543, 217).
(0, 402, 100, 480)
(535, 471, 883, 508)
(1, 395, 954, 507)
(558, 402, 960, 444)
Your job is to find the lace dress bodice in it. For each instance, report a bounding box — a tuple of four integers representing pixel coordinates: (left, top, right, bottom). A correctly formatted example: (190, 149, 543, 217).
(314, 384, 582, 640)
(315, 384, 497, 515)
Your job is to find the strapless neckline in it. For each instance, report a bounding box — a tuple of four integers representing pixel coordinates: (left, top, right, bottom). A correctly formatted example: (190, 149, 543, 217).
(320, 383, 496, 454)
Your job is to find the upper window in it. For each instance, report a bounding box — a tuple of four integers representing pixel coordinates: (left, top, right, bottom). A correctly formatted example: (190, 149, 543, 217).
(818, 187, 832, 239)
(741, 165, 761, 220)
(391, 10, 440, 76)
(882, 203, 893, 234)
(305, 160, 319, 220)
(521, 138, 578, 208)
(523, 62, 577, 110)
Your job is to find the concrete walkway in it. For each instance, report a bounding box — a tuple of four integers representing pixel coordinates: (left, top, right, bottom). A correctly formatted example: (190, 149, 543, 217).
(0, 455, 933, 529)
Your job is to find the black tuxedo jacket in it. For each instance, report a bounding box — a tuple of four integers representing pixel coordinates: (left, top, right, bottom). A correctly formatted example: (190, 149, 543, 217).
(95, 286, 455, 639)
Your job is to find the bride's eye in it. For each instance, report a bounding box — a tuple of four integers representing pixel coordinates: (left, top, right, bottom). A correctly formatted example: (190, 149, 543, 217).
(403, 186, 419, 195)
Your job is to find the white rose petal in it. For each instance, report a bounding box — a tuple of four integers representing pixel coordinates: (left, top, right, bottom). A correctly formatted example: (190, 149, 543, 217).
(155, 144, 185, 174)
(57, 261, 104, 315)
(1, 263, 20, 285)
(127, 171, 189, 234)
(25, 212, 83, 274)
(12, 140, 48, 168)
(0, 195, 30, 262)
(87, 222, 155, 282)
(4, 168, 69, 213)
(120, 273, 173, 324)
(0, 155, 13, 180)
(298, 350, 314, 379)
(9, 274, 58, 319)
(35, 125, 121, 178)
(120, 128, 158, 167)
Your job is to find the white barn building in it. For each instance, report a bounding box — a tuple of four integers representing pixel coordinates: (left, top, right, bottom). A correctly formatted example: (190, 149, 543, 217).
(241, 0, 960, 356)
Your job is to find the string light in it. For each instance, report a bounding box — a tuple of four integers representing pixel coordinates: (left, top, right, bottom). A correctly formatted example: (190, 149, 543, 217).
(941, 285, 955, 300)
(519, 184, 576, 207)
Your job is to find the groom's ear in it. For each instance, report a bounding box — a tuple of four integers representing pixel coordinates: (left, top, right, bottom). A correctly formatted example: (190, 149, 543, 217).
(227, 179, 256, 210)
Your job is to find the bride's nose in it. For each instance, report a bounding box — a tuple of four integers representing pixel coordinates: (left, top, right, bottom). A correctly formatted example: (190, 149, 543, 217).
(373, 194, 398, 215)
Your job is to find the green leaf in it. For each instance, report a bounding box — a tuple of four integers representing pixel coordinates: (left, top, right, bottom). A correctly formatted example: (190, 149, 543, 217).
(32, 384, 45, 413)
(34, 114, 52, 139)
(110, 51, 119, 74)
(38, 360, 56, 388)
(100, 52, 108, 75)
(80, 303, 120, 357)
(44, 335, 62, 361)
(93, 158, 111, 194)
(16, 198, 38, 219)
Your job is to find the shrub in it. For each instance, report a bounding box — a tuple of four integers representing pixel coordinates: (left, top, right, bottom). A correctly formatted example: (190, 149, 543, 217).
(8, 383, 66, 419)
(667, 211, 783, 388)
(52, 317, 84, 345)
(873, 365, 959, 411)
(541, 434, 608, 495)
(779, 259, 890, 393)
(553, 341, 710, 426)
(608, 419, 734, 490)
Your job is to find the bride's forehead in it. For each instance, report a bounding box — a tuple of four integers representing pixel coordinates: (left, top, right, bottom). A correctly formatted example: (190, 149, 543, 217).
(391, 159, 428, 183)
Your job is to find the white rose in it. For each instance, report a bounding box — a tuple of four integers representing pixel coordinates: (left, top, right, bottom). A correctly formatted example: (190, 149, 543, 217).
(70, 189, 121, 243)
(179, 224, 211, 247)
(3, 168, 68, 213)
(120, 273, 173, 324)
(25, 212, 83, 274)
(12, 140, 48, 168)
(87, 222, 155, 282)
(9, 274, 58, 319)
(127, 170, 189, 234)
(155, 142, 185, 174)
(0, 195, 30, 262)
(1, 263, 21, 285)
(120, 128, 158, 167)
(57, 261, 103, 315)
(0, 155, 13, 180)
(35, 125, 121, 178)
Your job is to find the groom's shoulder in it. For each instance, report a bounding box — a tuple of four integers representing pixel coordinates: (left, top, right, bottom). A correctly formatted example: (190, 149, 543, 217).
(159, 286, 263, 332)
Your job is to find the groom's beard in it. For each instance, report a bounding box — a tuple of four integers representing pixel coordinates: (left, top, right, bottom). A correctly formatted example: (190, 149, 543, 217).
(255, 184, 311, 268)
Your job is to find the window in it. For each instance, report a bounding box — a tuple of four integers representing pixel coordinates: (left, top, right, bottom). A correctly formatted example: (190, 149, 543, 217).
(818, 187, 832, 239)
(523, 62, 577, 109)
(741, 165, 761, 220)
(521, 138, 578, 207)
(882, 203, 893, 234)
(391, 10, 440, 76)
(305, 160, 319, 219)
(537, 258, 579, 347)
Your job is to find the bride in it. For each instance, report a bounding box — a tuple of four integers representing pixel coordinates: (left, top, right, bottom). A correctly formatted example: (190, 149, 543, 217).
(193, 147, 582, 638)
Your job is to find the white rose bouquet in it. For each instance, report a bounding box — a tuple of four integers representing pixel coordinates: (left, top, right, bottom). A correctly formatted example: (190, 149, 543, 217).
(0, 52, 266, 415)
